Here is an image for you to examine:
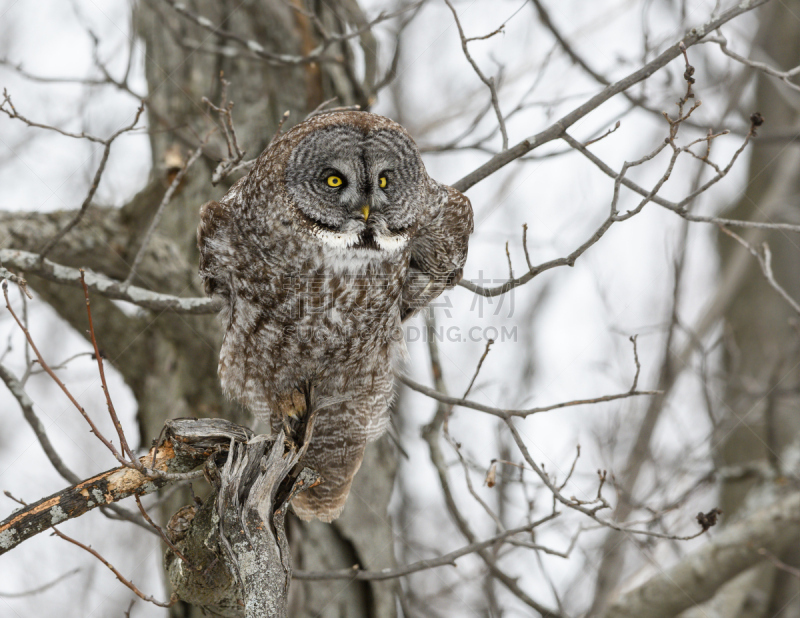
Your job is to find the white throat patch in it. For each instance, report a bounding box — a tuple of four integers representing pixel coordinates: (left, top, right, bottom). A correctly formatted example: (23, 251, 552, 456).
(313, 227, 409, 273)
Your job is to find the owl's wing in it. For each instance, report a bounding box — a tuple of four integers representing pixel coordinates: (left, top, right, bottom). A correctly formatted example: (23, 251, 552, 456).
(400, 186, 474, 321)
(197, 199, 234, 302)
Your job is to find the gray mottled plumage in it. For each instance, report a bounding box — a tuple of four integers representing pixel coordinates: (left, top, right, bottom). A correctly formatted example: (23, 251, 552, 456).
(198, 111, 473, 522)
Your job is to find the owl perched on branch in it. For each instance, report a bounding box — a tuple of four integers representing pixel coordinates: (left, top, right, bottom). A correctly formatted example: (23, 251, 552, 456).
(198, 111, 473, 522)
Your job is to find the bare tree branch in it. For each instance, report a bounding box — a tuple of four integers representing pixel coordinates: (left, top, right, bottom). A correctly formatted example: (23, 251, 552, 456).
(452, 0, 771, 192)
(293, 520, 563, 581)
(719, 226, 800, 315)
(398, 373, 660, 419)
(0, 249, 220, 314)
(0, 363, 80, 485)
(601, 491, 800, 618)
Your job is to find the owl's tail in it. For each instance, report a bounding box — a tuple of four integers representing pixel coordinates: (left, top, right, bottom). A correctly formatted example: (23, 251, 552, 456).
(291, 432, 366, 522)
(288, 387, 391, 522)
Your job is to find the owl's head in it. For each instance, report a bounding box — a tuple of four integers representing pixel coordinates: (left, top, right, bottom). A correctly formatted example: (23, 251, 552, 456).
(281, 111, 433, 254)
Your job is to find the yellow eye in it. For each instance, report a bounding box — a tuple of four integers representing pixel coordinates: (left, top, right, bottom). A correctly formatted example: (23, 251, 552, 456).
(327, 175, 343, 187)
(379, 176, 388, 189)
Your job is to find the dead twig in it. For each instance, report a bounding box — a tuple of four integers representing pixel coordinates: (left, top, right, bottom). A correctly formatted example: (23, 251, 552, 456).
(399, 373, 661, 419)
(453, 0, 770, 192)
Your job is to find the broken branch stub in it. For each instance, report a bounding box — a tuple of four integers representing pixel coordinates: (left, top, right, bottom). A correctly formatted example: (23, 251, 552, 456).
(0, 418, 250, 555)
(164, 429, 321, 617)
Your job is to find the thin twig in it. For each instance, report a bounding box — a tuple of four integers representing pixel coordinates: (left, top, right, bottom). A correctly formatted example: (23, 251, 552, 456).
(124, 141, 207, 285)
(0, 353, 150, 531)
(80, 271, 134, 459)
(444, 0, 509, 150)
(503, 420, 711, 540)
(714, 31, 800, 93)
(2, 280, 126, 465)
(463, 339, 494, 399)
(584, 121, 621, 147)
(51, 527, 176, 607)
(562, 127, 778, 228)
(461, 86, 760, 299)
(29, 102, 147, 259)
(757, 547, 800, 579)
(134, 495, 195, 570)
(629, 335, 641, 392)
(557, 446, 581, 492)
(161, 0, 423, 66)
(202, 78, 246, 185)
(294, 519, 562, 581)
(719, 226, 800, 315)
(0, 362, 80, 485)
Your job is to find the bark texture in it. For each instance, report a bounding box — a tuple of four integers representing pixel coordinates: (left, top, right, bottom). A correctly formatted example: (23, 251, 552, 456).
(164, 429, 323, 618)
(711, 1, 800, 615)
(603, 489, 800, 618)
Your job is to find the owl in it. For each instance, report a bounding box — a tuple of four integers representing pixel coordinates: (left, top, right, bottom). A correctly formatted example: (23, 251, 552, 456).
(198, 111, 473, 522)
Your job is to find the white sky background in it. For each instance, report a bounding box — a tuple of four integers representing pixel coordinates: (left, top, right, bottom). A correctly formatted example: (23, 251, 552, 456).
(0, 0, 760, 615)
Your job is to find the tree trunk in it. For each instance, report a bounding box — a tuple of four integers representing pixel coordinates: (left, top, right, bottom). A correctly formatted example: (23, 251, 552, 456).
(711, 1, 800, 615)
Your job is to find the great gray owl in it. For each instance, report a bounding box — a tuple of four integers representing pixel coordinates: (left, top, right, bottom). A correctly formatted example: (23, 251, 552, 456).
(198, 111, 473, 522)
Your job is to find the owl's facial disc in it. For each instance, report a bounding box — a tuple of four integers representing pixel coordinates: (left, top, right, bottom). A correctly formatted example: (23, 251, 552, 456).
(285, 123, 426, 255)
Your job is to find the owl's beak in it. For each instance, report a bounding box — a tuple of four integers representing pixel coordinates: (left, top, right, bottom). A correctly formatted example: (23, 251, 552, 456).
(361, 205, 370, 221)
